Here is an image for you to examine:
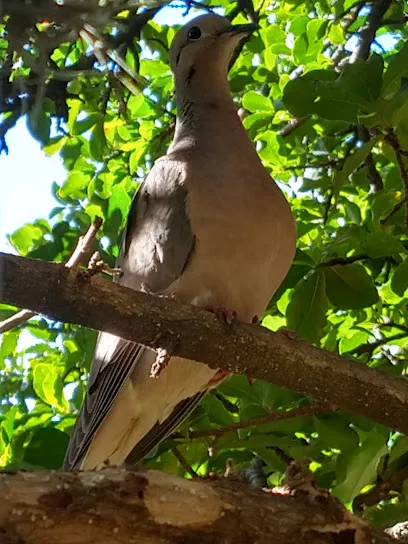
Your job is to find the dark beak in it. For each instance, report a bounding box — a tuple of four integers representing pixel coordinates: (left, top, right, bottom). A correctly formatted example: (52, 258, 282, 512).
(218, 22, 259, 37)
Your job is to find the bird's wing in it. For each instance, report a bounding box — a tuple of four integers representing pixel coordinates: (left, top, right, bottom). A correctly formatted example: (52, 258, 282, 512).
(63, 157, 198, 470)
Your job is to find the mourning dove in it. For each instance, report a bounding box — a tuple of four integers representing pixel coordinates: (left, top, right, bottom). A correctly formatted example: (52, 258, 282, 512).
(63, 13, 296, 470)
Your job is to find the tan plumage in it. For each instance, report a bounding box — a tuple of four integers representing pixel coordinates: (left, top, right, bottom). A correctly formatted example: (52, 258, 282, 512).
(63, 13, 296, 471)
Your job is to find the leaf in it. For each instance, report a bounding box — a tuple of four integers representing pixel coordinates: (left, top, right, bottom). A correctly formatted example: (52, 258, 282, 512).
(89, 120, 107, 162)
(24, 427, 69, 469)
(27, 108, 50, 145)
(382, 41, 408, 98)
(242, 91, 273, 112)
(286, 270, 328, 343)
(333, 431, 388, 503)
(361, 232, 405, 258)
(324, 263, 379, 309)
(391, 257, 408, 296)
(59, 171, 91, 199)
(10, 224, 44, 255)
(0, 329, 20, 367)
(333, 137, 380, 192)
(32, 359, 69, 413)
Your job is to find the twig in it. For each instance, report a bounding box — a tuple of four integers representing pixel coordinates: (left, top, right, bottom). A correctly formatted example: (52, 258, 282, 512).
(172, 447, 198, 478)
(65, 217, 103, 269)
(0, 217, 103, 334)
(185, 403, 330, 439)
(322, 190, 333, 225)
(0, 309, 36, 334)
(353, 466, 408, 512)
(384, 130, 408, 231)
(352, 332, 408, 355)
(381, 196, 408, 225)
(317, 254, 369, 268)
(278, 118, 306, 138)
(349, 0, 393, 63)
(359, 126, 384, 192)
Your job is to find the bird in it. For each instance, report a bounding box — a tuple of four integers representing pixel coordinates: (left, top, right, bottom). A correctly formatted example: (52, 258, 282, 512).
(63, 13, 297, 471)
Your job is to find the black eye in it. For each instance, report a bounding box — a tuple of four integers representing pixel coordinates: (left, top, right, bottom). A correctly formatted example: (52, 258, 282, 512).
(187, 26, 202, 40)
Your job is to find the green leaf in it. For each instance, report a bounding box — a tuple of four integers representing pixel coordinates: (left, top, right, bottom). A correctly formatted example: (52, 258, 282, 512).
(333, 137, 380, 192)
(324, 263, 379, 309)
(59, 171, 91, 199)
(286, 270, 328, 343)
(32, 359, 69, 413)
(0, 329, 20, 367)
(89, 120, 106, 162)
(382, 41, 408, 99)
(24, 427, 69, 469)
(10, 224, 44, 255)
(242, 91, 273, 112)
(361, 232, 405, 258)
(391, 256, 408, 296)
(333, 431, 388, 503)
(27, 108, 50, 145)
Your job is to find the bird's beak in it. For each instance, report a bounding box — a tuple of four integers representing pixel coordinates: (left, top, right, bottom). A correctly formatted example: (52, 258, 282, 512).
(218, 22, 259, 38)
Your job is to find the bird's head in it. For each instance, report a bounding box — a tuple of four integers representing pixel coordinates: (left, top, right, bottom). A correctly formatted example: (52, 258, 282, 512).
(169, 14, 257, 83)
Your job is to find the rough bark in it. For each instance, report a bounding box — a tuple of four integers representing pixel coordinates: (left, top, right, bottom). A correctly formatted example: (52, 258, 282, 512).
(1, 251, 408, 435)
(0, 468, 395, 544)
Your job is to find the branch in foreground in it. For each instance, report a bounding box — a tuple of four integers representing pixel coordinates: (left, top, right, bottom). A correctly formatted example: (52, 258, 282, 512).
(2, 252, 408, 436)
(0, 217, 102, 334)
(0, 467, 394, 543)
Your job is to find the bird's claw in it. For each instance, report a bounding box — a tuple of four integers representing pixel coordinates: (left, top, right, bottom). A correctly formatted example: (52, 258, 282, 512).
(150, 348, 171, 379)
(205, 304, 237, 325)
(82, 251, 122, 278)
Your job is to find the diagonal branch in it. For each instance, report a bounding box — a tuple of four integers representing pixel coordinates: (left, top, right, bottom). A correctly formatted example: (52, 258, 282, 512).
(1, 252, 408, 436)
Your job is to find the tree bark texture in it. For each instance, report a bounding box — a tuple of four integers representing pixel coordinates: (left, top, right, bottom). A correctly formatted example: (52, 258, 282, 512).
(0, 468, 396, 544)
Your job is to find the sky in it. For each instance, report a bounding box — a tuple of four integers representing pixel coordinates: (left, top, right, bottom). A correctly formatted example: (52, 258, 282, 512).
(0, 5, 398, 254)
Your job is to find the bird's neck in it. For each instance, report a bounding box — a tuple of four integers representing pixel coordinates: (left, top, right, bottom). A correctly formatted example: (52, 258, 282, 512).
(172, 71, 243, 148)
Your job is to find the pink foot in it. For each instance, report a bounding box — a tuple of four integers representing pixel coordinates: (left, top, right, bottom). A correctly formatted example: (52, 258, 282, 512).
(205, 304, 237, 325)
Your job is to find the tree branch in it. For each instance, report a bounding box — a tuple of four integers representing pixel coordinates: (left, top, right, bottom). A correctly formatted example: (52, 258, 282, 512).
(2, 252, 408, 436)
(0, 467, 395, 543)
(349, 0, 393, 63)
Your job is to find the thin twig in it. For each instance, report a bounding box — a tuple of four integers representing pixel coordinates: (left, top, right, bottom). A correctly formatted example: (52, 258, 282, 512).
(185, 403, 330, 439)
(65, 217, 103, 269)
(317, 254, 369, 268)
(352, 332, 408, 355)
(0, 217, 103, 334)
(278, 118, 306, 138)
(384, 131, 408, 231)
(381, 196, 408, 225)
(0, 310, 36, 334)
(172, 447, 198, 478)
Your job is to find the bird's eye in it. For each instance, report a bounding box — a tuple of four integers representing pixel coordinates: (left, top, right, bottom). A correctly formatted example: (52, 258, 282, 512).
(187, 26, 202, 40)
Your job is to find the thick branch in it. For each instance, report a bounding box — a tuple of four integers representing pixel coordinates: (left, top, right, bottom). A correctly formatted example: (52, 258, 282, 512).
(2, 252, 408, 435)
(0, 468, 394, 543)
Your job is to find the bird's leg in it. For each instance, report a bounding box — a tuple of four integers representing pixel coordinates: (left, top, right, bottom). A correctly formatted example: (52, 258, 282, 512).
(82, 251, 122, 278)
(205, 304, 237, 325)
(150, 348, 171, 379)
(141, 282, 177, 300)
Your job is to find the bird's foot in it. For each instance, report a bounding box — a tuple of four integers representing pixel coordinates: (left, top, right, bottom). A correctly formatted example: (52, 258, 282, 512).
(141, 282, 177, 300)
(251, 314, 260, 324)
(150, 348, 171, 379)
(82, 251, 122, 278)
(205, 304, 237, 325)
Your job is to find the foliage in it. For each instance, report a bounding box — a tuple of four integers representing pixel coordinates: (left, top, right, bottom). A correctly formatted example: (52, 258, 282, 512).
(2, 0, 408, 529)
